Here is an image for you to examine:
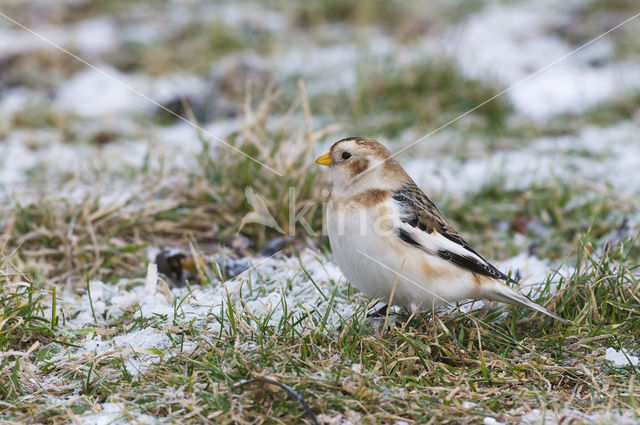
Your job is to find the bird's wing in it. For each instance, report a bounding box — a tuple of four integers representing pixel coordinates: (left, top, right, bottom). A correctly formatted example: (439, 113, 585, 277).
(391, 183, 516, 283)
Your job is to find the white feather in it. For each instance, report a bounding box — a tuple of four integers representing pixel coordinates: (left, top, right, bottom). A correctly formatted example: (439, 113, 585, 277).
(328, 197, 483, 312)
(321, 137, 566, 321)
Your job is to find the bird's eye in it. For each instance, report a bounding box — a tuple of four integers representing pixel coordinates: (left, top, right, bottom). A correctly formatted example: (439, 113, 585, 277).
(341, 152, 352, 160)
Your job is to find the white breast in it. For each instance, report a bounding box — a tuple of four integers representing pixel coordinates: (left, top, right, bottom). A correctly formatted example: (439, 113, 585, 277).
(327, 198, 481, 312)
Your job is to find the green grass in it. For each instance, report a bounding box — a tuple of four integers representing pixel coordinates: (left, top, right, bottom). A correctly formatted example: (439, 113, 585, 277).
(582, 91, 640, 126)
(287, 0, 483, 34)
(440, 178, 635, 261)
(112, 19, 274, 76)
(311, 59, 512, 139)
(1, 237, 638, 423)
(564, 0, 640, 60)
(0, 260, 56, 401)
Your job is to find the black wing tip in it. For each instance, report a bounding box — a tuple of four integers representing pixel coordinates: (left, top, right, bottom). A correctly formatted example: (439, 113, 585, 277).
(437, 249, 509, 282)
(396, 228, 421, 247)
(501, 272, 519, 285)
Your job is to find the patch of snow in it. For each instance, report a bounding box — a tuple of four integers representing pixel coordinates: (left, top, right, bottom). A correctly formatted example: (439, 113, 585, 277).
(406, 121, 640, 198)
(211, 3, 287, 34)
(520, 407, 640, 425)
(497, 253, 551, 285)
(0, 129, 74, 187)
(70, 17, 119, 56)
(496, 252, 571, 297)
(452, 2, 640, 119)
(604, 347, 639, 368)
(80, 403, 123, 425)
(0, 16, 119, 59)
(145, 263, 158, 295)
(79, 402, 158, 425)
(55, 66, 148, 117)
(79, 328, 172, 376)
(317, 412, 362, 425)
(64, 252, 350, 330)
(55, 66, 206, 118)
(152, 122, 203, 155)
(55, 251, 353, 376)
(483, 418, 504, 425)
(0, 88, 32, 127)
(0, 26, 66, 59)
(270, 33, 397, 95)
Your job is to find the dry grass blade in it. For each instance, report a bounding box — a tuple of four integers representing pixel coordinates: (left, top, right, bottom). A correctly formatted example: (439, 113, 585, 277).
(235, 377, 319, 425)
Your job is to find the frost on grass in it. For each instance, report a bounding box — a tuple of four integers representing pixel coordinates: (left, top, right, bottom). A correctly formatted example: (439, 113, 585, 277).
(54, 250, 353, 380)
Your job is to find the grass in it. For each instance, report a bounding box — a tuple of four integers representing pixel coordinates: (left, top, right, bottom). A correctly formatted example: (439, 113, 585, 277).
(562, 0, 640, 60)
(112, 19, 274, 76)
(2, 86, 329, 284)
(441, 178, 637, 261)
(311, 59, 512, 139)
(2, 0, 640, 423)
(1, 237, 638, 423)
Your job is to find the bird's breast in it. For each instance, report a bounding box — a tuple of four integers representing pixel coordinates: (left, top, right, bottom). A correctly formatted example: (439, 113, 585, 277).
(326, 198, 482, 311)
(326, 199, 399, 295)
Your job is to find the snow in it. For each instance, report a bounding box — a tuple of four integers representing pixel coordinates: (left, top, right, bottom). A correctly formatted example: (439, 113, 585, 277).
(0, 16, 119, 59)
(80, 402, 158, 425)
(0, 25, 66, 59)
(55, 66, 148, 117)
(0, 88, 32, 125)
(71, 17, 119, 56)
(79, 328, 173, 376)
(452, 2, 640, 120)
(51, 251, 353, 378)
(269, 33, 399, 95)
(604, 347, 639, 368)
(496, 252, 572, 297)
(520, 407, 640, 425)
(406, 122, 640, 198)
(80, 403, 123, 425)
(55, 66, 206, 118)
(211, 3, 288, 34)
(483, 418, 504, 425)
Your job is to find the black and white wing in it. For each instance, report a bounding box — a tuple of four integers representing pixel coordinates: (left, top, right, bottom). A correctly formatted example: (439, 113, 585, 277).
(391, 183, 516, 283)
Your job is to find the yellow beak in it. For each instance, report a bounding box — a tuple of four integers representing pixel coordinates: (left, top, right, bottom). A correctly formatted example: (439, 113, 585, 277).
(315, 152, 332, 166)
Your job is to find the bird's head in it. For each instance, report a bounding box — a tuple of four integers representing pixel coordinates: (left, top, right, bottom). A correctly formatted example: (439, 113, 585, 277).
(315, 137, 408, 198)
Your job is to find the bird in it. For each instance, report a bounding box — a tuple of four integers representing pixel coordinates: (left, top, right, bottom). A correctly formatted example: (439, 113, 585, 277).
(315, 137, 567, 323)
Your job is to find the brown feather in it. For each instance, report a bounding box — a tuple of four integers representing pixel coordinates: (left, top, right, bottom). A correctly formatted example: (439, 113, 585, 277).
(332, 188, 390, 208)
(349, 158, 370, 177)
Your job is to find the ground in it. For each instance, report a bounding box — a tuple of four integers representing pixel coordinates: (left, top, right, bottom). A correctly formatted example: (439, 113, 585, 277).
(0, 0, 639, 424)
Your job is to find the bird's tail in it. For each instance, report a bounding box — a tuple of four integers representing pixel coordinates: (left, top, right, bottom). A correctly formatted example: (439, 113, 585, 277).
(485, 282, 568, 323)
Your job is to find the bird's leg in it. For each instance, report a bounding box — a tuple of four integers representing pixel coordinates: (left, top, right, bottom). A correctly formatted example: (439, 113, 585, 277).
(367, 304, 388, 318)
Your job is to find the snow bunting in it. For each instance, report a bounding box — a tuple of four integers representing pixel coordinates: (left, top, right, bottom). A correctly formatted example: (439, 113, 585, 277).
(316, 137, 567, 322)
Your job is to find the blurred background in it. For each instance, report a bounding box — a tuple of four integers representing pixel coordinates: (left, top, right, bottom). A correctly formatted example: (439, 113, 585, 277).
(1, 0, 639, 279)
